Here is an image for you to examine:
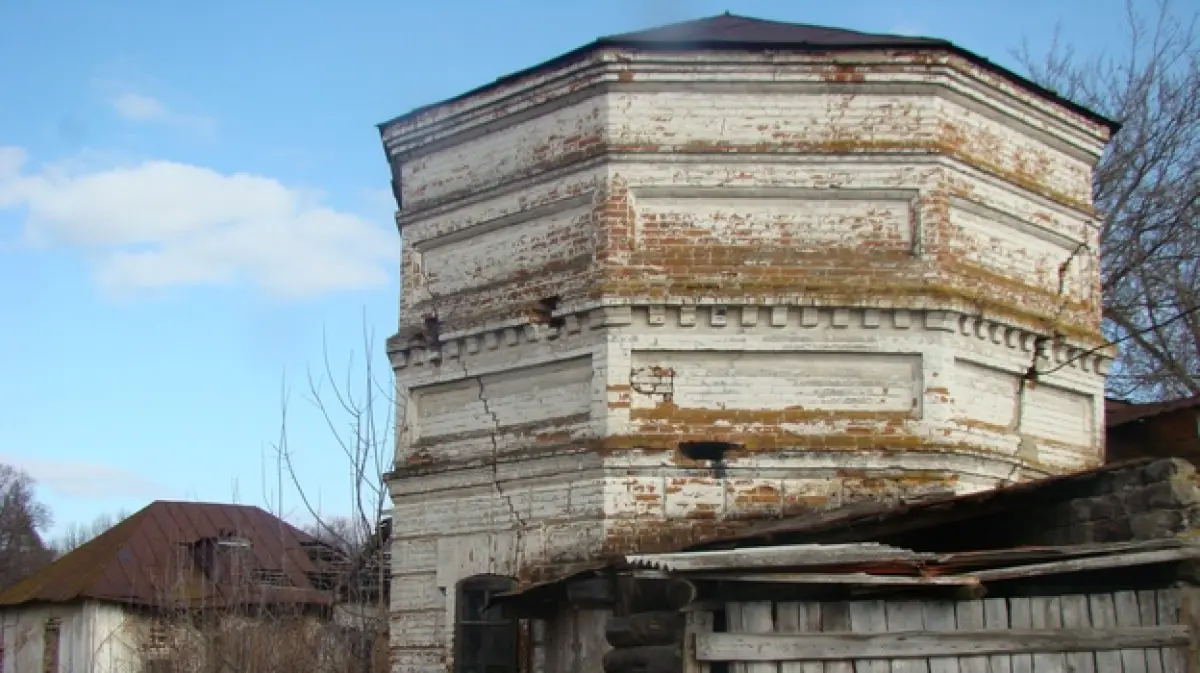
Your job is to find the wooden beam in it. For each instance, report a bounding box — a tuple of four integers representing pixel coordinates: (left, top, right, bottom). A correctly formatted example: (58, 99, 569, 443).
(970, 548, 1200, 582)
(566, 577, 617, 608)
(696, 626, 1191, 662)
(683, 611, 713, 673)
(602, 644, 683, 673)
(619, 577, 699, 613)
(606, 611, 686, 648)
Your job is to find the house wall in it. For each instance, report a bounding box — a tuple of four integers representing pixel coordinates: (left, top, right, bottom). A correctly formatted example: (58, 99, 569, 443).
(382, 47, 1112, 673)
(0, 601, 141, 673)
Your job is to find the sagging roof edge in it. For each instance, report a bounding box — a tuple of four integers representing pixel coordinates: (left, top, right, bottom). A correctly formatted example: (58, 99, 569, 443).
(1107, 395, 1200, 428)
(491, 457, 1177, 606)
(377, 37, 1119, 138)
(493, 537, 1197, 610)
(694, 457, 1174, 551)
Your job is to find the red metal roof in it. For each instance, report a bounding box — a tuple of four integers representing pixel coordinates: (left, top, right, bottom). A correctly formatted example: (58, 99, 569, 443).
(0, 501, 338, 609)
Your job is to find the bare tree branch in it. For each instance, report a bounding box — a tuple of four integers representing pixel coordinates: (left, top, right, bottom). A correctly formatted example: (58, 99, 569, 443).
(51, 508, 133, 555)
(266, 311, 395, 673)
(1017, 0, 1200, 400)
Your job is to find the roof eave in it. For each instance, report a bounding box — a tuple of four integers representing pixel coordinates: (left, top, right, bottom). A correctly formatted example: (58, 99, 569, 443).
(377, 38, 1118, 140)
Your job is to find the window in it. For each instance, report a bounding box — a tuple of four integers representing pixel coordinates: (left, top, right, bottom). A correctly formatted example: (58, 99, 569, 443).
(454, 575, 518, 673)
(141, 621, 171, 658)
(43, 618, 61, 673)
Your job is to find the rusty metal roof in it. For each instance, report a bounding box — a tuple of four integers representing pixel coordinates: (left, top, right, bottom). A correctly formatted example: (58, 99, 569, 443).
(1107, 395, 1200, 428)
(0, 501, 337, 609)
(380, 13, 1117, 134)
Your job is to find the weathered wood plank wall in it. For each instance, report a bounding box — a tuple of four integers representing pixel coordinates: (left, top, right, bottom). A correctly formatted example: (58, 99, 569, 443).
(690, 590, 1190, 673)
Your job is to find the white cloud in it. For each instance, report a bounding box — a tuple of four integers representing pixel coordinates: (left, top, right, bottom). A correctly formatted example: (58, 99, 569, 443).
(2, 454, 168, 500)
(109, 92, 215, 133)
(0, 147, 395, 298)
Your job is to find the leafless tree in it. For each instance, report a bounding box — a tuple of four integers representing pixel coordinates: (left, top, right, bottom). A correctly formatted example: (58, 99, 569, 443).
(1017, 0, 1199, 401)
(0, 463, 54, 589)
(302, 515, 371, 556)
(269, 314, 394, 673)
(52, 508, 134, 555)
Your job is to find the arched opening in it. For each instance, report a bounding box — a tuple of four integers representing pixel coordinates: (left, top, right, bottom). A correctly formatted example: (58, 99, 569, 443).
(454, 574, 519, 673)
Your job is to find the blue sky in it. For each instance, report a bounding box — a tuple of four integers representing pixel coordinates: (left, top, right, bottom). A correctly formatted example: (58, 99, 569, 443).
(0, 0, 1124, 539)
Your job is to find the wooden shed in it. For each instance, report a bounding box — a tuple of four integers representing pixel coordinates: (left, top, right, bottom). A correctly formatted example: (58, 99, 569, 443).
(618, 540, 1200, 673)
(498, 459, 1200, 673)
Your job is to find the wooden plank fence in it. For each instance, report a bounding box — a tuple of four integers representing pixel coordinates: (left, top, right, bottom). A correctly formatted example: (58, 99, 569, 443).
(687, 590, 1192, 673)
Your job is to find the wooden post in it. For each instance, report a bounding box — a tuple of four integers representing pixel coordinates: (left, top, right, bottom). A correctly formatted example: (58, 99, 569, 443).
(1179, 584, 1200, 673)
(683, 609, 714, 673)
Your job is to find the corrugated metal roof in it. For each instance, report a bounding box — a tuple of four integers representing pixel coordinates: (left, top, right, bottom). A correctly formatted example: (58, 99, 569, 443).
(0, 501, 337, 609)
(626, 539, 1191, 576)
(625, 543, 934, 572)
(379, 13, 1117, 134)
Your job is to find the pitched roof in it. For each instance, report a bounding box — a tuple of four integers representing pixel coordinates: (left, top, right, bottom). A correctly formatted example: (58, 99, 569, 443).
(0, 501, 340, 610)
(1107, 395, 1200, 428)
(605, 13, 946, 48)
(380, 13, 1117, 133)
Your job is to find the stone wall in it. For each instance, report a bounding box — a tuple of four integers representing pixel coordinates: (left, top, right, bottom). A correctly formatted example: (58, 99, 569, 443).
(1037, 458, 1200, 545)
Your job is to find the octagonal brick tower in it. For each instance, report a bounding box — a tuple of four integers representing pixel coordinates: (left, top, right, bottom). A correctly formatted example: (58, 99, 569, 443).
(379, 14, 1115, 669)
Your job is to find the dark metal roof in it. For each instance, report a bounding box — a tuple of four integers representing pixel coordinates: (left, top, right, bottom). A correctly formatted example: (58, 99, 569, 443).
(0, 501, 337, 609)
(379, 13, 1118, 133)
(1107, 395, 1200, 428)
(604, 13, 947, 48)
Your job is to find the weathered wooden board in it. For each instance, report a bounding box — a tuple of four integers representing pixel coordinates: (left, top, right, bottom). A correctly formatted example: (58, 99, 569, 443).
(1059, 594, 1097, 673)
(922, 602, 961, 673)
(955, 600, 988, 673)
(701, 590, 1191, 672)
(694, 627, 1191, 662)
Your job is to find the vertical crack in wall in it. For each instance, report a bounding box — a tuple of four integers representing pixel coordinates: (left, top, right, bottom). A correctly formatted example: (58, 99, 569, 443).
(408, 261, 526, 566)
(463, 361, 528, 541)
(1009, 239, 1099, 477)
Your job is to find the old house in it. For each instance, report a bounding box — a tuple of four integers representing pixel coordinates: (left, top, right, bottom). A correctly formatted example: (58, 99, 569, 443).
(377, 13, 1116, 673)
(0, 501, 355, 673)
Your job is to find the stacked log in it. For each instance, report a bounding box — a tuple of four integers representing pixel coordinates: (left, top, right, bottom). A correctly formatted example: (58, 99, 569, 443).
(601, 578, 696, 673)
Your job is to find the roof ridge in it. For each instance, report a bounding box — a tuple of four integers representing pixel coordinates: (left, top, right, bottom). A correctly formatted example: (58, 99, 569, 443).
(378, 13, 1117, 136)
(0, 500, 330, 609)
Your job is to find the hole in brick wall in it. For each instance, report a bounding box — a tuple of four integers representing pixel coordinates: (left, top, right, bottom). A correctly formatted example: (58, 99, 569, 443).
(530, 296, 565, 328)
(680, 441, 741, 479)
(416, 314, 441, 350)
(678, 441, 740, 462)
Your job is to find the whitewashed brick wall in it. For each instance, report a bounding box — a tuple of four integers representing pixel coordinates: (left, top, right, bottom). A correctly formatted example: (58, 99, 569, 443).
(380, 47, 1112, 673)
